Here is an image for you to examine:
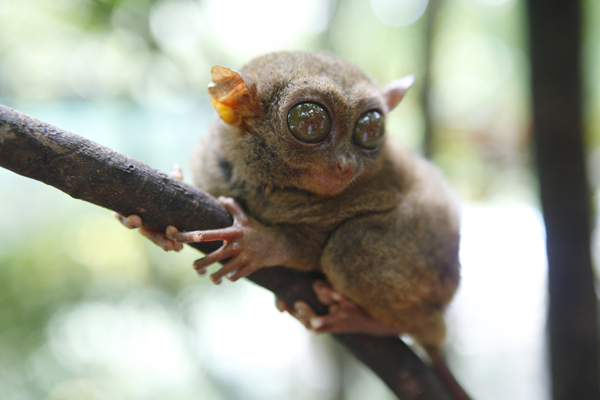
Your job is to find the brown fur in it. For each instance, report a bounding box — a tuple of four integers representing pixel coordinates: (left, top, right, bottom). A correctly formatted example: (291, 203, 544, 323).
(192, 52, 461, 351)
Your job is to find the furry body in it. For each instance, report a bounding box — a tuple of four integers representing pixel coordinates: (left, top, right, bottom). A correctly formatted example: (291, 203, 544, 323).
(193, 52, 461, 351)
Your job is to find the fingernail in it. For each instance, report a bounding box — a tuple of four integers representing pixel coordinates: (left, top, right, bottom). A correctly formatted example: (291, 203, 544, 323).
(310, 318, 324, 329)
(294, 304, 305, 316)
(165, 226, 177, 238)
(332, 293, 344, 301)
(195, 267, 206, 275)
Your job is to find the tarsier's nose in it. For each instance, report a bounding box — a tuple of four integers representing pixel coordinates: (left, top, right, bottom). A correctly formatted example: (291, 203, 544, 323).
(334, 158, 357, 182)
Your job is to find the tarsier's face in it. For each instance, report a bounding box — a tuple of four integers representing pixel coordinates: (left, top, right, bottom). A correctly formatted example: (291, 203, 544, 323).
(286, 101, 385, 193)
(208, 52, 413, 197)
(269, 76, 388, 196)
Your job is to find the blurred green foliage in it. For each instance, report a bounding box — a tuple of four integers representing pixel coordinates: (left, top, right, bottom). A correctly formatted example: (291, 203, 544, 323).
(0, 0, 599, 399)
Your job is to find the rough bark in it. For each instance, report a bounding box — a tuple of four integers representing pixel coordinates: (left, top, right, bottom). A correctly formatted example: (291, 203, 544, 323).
(0, 104, 457, 400)
(526, 1, 600, 399)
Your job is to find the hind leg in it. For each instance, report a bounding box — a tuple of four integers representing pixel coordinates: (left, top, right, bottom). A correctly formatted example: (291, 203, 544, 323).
(319, 211, 458, 351)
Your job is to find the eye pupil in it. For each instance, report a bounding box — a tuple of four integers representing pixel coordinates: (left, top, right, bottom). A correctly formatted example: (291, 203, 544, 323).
(287, 103, 331, 143)
(353, 111, 384, 149)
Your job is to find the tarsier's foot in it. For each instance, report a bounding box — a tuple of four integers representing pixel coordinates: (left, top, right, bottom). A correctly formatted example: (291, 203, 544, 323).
(277, 280, 403, 336)
(112, 164, 186, 252)
(166, 197, 284, 285)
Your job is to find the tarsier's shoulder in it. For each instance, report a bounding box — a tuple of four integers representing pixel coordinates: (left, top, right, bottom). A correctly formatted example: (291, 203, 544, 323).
(377, 138, 445, 193)
(378, 137, 461, 226)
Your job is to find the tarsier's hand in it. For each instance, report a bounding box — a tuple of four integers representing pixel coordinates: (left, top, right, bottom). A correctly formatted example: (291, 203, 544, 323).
(166, 197, 291, 284)
(277, 280, 403, 336)
(115, 166, 290, 285)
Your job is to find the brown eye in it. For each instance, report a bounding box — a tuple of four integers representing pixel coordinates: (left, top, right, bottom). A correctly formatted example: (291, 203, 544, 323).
(353, 111, 385, 149)
(287, 102, 331, 143)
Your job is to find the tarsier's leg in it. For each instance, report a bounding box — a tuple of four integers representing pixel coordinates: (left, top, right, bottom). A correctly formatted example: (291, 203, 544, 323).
(301, 210, 457, 353)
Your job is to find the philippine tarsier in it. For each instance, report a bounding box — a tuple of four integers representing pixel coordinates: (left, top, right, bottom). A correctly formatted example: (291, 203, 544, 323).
(119, 51, 461, 361)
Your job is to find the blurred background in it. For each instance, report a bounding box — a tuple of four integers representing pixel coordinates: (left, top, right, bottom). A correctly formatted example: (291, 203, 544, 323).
(0, 0, 598, 399)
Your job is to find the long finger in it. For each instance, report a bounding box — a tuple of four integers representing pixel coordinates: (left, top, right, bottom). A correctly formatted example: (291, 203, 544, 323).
(226, 262, 261, 282)
(166, 226, 242, 243)
(192, 245, 238, 274)
(313, 280, 344, 306)
(210, 256, 250, 284)
(299, 302, 346, 331)
(291, 301, 347, 331)
(139, 227, 183, 251)
(218, 197, 250, 224)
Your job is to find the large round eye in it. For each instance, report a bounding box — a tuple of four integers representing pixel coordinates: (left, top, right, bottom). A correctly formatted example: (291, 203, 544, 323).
(287, 102, 331, 143)
(353, 110, 385, 149)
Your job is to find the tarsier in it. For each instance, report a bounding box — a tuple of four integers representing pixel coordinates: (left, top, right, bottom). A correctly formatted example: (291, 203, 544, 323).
(119, 52, 461, 365)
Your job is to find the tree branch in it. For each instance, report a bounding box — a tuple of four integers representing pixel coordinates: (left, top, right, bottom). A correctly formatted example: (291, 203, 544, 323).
(0, 104, 454, 400)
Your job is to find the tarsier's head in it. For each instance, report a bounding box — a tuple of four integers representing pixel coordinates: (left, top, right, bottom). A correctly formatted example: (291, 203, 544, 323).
(208, 52, 413, 197)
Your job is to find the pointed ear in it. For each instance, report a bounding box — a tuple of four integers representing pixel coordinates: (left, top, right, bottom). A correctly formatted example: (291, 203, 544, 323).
(208, 65, 261, 129)
(382, 75, 415, 112)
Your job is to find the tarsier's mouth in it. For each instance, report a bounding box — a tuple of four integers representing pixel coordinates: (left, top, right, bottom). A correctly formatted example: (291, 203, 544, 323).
(301, 162, 357, 196)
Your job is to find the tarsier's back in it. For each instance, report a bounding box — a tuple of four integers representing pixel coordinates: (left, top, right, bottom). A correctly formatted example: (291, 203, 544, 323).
(192, 51, 461, 355)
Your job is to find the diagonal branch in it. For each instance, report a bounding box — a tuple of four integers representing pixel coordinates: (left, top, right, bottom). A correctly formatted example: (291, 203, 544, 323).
(0, 104, 453, 400)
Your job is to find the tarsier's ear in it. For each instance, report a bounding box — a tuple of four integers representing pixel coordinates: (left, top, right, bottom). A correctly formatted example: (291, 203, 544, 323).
(382, 75, 416, 112)
(208, 65, 261, 128)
